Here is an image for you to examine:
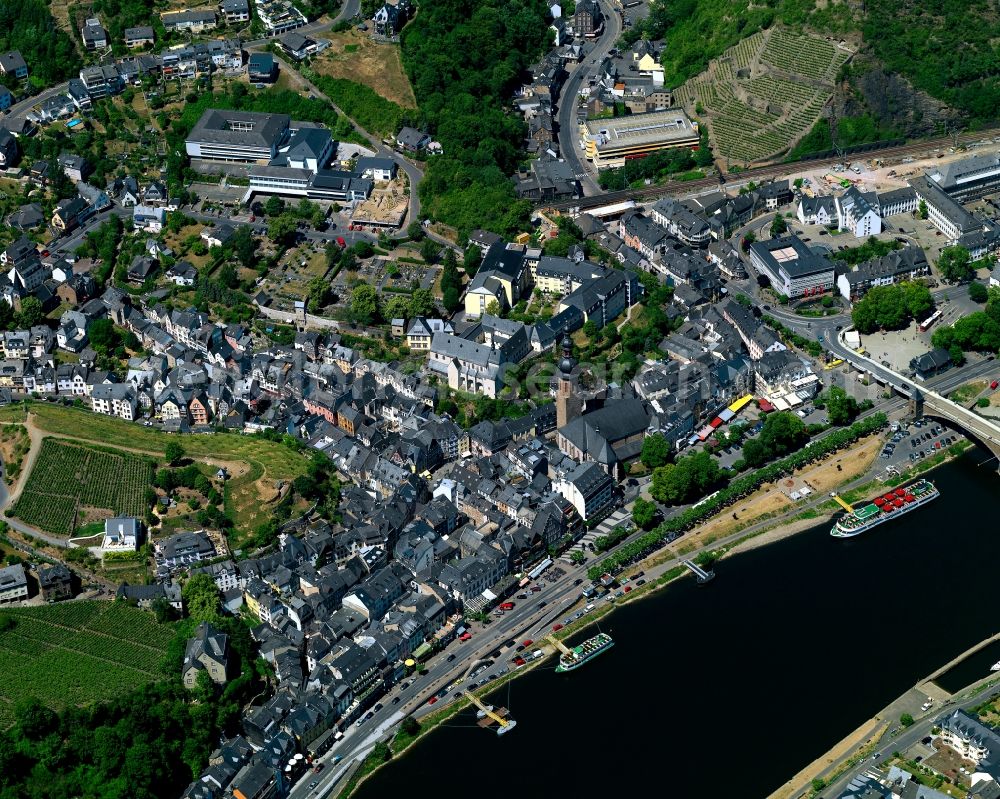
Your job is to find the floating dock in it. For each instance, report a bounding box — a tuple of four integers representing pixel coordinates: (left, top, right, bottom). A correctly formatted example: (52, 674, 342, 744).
(463, 691, 517, 736)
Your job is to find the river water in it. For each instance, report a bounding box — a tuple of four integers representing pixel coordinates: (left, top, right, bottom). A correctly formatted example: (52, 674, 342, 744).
(355, 452, 1000, 799)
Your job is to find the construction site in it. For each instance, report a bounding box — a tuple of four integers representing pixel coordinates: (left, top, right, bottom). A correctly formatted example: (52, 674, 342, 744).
(350, 181, 409, 229)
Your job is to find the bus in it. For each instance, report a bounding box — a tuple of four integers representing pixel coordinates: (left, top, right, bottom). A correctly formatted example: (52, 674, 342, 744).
(918, 309, 942, 332)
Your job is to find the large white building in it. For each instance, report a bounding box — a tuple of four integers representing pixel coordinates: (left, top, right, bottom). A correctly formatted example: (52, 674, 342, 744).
(185, 109, 291, 164)
(836, 187, 881, 237)
(926, 153, 1000, 202)
(554, 461, 615, 521)
(582, 108, 699, 169)
(747, 235, 835, 299)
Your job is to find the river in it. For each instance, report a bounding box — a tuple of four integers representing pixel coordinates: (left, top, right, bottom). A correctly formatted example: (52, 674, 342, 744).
(354, 452, 1000, 799)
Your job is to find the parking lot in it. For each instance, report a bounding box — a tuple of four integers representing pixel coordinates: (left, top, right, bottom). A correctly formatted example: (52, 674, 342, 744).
(879, 419, 958, 468)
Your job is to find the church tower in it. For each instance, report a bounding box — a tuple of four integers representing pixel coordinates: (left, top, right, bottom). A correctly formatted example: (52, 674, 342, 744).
(556, 332, 582, 430)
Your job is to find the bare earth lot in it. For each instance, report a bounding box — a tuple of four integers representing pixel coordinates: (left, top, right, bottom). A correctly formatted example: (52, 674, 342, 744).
(311, 29, 417, 109)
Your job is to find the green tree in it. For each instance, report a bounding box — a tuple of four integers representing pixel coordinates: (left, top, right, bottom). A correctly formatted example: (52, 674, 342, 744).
(230, 225, 256, 269)
(769, 214, 787, 237)
(401, 716, 420, 737)
(350, 284, 380, 325)
(937, 245, 973, 283)
(463, 245, 482, 277)
(182, 573, 221, 623)
(409, 288, 436, 317)
(970, 281, 989, 303)
(13, 297, 42, 329)
(918, 199, 928, 219)
(267, 214, 297, 246)
(306, 277, 332, 313)
(900, 713, 915, 727)
(443, 286, 461, 312)
(88, 318, 119, 352)
(165, 441, 185, 466)
(406, 220, 425, 241)
(650, 451, 720, 505)
(569, 550, 586, 565)
(486, 299, 501, 317)
(264, 196, 285, 217)
(383, 294, 411, 323)
(759, 412, 808, 456)
(420, 238, 439, 264)
(824, 386, 860, 426)
(851, 282, 932, 333)
(640, 433, 671, 469)
(741, 437, 768, 468)
(631, 498, 657, 530)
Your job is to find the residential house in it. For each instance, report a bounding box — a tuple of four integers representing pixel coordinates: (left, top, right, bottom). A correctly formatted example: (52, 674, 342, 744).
(220, 0, 251, 22)
(161, 9, 218, 32)
(554, 460, 615, 521)
(37, 564, 74, 601)
(58, 153, 91, 183)
(406, 317, 453, 351)
(277, 31, 318, 60)
(167, 260, 198, 286)
(836, 246, 930, 302)
(248, 52, 276, 83)
(51, 197, 91, 233)
(102, 517, 141, 554)
(0, 51, 27, 81)
(573, 0, 602, 36)
(396, 126, 430, 152)
(133, 205, 166, 233)
(837, 186, 882, 237)
(81, 18, 109, 50)
(182, 622, 231, 688)
(124, 26, 155, 48)
(0, 564, 27, 604)
(796, 194, 837, 226)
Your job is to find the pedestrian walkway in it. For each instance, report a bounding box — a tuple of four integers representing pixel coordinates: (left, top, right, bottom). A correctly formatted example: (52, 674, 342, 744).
(560, 508, 630, 564)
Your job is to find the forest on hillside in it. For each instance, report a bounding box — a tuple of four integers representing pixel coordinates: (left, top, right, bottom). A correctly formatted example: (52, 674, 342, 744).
(399, 0, 553, 237)
(0, 0, 79, 85)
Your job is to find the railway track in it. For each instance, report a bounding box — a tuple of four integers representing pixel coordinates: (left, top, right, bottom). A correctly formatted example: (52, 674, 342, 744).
(542, 128, 1000, 213)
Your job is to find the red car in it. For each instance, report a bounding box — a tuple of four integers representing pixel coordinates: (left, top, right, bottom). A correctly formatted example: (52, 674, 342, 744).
(521, 639, 533, 647)
(336, 236, 347, 248)
(427, 696, 438, 705)
(249, 216, 255, 222)
(623, 586, 632, 593)
(513, 657, 526, 666)
(551, 623, 563, 632)
(459, 632, 472, 641)
(992, 380, 999, 390)
(499, 602, 514, 611)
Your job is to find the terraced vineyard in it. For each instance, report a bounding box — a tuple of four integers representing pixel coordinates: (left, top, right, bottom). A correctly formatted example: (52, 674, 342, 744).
(11, 439, 153, 535)
(0, 602, 174, 728)
(674, 27, 852, 164)
(760, 29, 850, 82)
